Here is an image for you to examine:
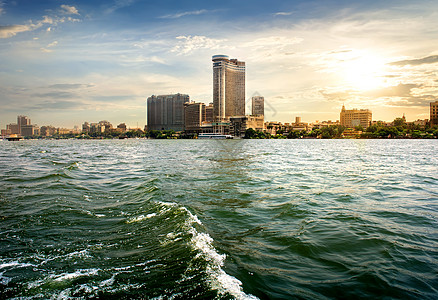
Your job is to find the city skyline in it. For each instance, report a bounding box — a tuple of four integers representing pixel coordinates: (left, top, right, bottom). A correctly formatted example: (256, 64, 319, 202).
(1, 0, 438, 129)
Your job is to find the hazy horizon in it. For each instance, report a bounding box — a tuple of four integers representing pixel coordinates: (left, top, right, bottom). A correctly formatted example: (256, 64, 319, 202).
(1, 0, 437, 129)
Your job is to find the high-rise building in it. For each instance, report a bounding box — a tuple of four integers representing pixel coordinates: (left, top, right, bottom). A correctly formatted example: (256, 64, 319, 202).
(252, 96, 264, 116)
(212, 55, 245, 121)
(430, 101, 438, 126)
(17, 115, 31, 134)
(147, 93, 190, 131)
(340, 105, 372, 128)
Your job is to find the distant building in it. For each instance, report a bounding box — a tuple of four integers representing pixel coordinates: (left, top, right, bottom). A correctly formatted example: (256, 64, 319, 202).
(82, 122, 90, 133)
(90, 123, 105, 133)
(342, 128, 362, 138)
(6, 123, 20, 135)
(212, 55, 245, 121)
(21, 124, 39, 136)
(230, 115, 264, 137)
(147, 93, 190, 131)
(117, 123, 127, 132)
(311, 120, 340, 129)
(1, 129, 11, 136)
(40, 126, 57, 136)
(431, 101, 438, 126)
(340, 105, 372, 128)
(252, 96, 264, 116)
(411, 119, 428, 128)
(99, 120, 113, 132)
(17, 115, 31, 135)
(205, 103, 214, 123)
(184, 102, 205, 133)
(295, 117, 301, 124)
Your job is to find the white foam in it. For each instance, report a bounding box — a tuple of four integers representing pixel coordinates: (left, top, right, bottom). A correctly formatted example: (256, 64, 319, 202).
(53, 268, 99, 282)
(184, 210, 258, 300)
(0, 260, 34, 269)
(66, 249, 91, 259)
(127, 213, 156, 223)
(0, 272, 11, 285)
(100, 274, 116, 287)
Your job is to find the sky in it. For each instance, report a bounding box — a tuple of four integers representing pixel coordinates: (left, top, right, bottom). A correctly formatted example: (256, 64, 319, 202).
(1, 0, 438, 129)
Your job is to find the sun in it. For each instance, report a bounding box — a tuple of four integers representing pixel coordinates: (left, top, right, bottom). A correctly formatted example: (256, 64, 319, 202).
(343, 55, 386, 91)
(341, 53, 387, 91)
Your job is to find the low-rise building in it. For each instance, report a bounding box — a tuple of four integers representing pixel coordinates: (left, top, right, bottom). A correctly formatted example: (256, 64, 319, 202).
(117, 123, 127, 132)
(342, 128, 362, 138)
(230, 116, 264, 137)
(40, 126, 57, 136)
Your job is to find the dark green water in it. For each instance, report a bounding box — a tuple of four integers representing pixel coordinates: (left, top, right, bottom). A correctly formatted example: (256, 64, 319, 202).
(0, 139, 437, 299)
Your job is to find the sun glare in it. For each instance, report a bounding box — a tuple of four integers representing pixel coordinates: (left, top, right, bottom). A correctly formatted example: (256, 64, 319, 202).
(341, 54, 387, 91)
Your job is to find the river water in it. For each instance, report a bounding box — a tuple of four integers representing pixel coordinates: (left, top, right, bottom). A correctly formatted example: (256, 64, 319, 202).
(0, 139, 437, 299)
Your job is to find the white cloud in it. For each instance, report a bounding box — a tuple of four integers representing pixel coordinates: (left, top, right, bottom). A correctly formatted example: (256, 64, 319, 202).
(60, 5, 79, 15)
(0, 6, 80, 39)
(40, 48, 53, 53)
(0, 25, 33, 38)
(0, 18, 51, 38)
(274, 12, 294, 16)
(243, 36, 303, 48)
(105, 0, 136, 14)
(171, 35, 228, 55)
(47, 41, 58, 48)
(41, 41, 58, 53)
(159, 9, 209, 19)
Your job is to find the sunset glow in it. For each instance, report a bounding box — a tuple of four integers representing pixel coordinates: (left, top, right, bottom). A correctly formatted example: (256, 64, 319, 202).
(0, 0, 437, 127)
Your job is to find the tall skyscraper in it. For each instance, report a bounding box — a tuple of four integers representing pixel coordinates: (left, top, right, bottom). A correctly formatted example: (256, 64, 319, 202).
(340, 105, 372, 128)
(252, 96, 264, 116)
(431, 101, 438, 126)
(212, 55, 245, 121)
(147, 93, 190, 131)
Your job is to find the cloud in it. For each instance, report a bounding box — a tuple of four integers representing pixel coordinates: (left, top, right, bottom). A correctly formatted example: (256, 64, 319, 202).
(105, 0, 136, 14)
(364, 83, 421, 98)
(319, 90, 353, 102)
(48, 83, 94, 89)
(274, 12, 294, 17)
(41, 40, 59, 52)
(170, 35, 228, 55)
(32, 91, 77, 99)
(29, 100, 87, 110)
(159, 9, 209, 19)
(243, 36, 303, 48)
(0, 16, 56, 38)
(0, 25, 34, 38)
(390, 55, 438, 66)
(60, 5, 79, 15)
(386, 95, 438, 107)
(0, 8, 80, 39)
